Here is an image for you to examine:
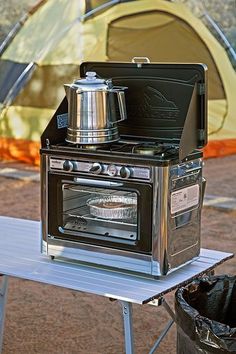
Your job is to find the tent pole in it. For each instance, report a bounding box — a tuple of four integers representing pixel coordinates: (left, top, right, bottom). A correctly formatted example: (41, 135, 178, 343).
(202, 12, 236, 66)
(82, 0, 122, 21)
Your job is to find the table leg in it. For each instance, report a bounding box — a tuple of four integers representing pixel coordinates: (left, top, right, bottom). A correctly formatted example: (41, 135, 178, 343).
(149, 320, 174, 354)
(0, 275, 8, 354)
(120, 301, 135, 354)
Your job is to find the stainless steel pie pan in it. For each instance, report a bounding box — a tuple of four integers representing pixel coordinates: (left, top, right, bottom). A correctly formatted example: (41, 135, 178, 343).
(87, 196, 137, 219)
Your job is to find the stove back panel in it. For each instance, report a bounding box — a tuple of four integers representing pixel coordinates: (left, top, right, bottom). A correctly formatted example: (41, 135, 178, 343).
(80, 61, 208, 159)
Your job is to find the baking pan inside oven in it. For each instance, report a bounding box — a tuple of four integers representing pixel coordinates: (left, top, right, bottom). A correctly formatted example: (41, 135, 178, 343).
(87, 196, 137, 220)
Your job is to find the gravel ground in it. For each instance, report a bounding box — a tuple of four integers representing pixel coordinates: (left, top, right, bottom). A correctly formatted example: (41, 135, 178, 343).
(0, 155, 235, 354)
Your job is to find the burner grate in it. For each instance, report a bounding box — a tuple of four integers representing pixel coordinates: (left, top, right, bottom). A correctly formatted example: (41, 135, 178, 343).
(50, 140, 179, 159)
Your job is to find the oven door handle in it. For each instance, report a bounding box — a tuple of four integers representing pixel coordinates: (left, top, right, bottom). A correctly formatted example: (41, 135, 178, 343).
(73, 177, 124, 187)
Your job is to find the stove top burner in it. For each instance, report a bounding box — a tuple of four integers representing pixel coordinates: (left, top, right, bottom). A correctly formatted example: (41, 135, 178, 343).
(66, 143, 101, 150)
(106, 141, 179, 158)
(132, 143, 179, 157)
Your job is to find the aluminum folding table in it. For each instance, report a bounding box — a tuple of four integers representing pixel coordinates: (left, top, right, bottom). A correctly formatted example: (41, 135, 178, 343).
(0, 216, 233, 353)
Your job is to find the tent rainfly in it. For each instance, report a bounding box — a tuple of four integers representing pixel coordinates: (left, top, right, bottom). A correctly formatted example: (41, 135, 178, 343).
(0, 0, 236, 165)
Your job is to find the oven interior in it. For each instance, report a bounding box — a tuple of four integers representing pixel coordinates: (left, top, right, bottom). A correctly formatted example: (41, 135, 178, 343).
(61, 184, 138, 242)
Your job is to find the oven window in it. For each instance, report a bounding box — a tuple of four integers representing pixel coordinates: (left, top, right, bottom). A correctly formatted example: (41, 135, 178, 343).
(61, 183, 138, 241)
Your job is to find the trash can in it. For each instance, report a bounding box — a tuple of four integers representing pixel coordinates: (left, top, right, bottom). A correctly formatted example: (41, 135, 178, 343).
(175, 275, 236, 354)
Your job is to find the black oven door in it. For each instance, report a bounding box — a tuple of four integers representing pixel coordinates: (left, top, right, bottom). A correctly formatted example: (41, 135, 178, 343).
(48, 173, 152, 254)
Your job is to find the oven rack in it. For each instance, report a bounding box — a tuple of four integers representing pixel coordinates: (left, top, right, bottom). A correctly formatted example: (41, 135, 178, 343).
(63, 206, 137, 227)
(64, 185, 135, 198)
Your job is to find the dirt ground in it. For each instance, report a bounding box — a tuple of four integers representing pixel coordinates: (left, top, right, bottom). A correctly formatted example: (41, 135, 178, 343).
(0, 155, 236, 354)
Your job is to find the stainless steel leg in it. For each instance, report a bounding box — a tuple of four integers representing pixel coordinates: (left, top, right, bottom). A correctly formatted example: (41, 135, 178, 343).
(120, 301, 135, 354)
(0, 275, 8, 354)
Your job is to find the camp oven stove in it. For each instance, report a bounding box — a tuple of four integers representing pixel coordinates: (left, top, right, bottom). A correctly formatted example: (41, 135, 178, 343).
(40, 61, 207, 277)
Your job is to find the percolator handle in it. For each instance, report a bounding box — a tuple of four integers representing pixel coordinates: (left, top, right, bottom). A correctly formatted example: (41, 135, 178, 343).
(108, 87, 127, 124)
(115, 90, 127, 123)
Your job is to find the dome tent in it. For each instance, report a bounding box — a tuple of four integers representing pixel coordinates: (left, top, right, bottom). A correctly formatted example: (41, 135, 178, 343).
(0, 0, 236, 164)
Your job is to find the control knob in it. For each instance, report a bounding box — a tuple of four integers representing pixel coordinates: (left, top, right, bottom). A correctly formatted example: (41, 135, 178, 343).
(119, 166, 131, 179)
(89, 162, 102, 174)
(63, 160, 74, 172)
(107, 164, 117, 176)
